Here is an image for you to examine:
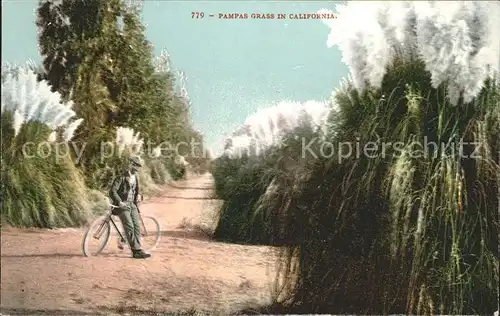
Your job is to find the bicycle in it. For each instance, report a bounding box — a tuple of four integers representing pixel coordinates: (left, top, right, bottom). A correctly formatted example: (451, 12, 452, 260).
(81, 196, 161, 257)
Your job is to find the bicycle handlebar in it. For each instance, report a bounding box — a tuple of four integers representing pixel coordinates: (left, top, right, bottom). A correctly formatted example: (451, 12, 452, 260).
(109, 201, 142, 209)
(109, 194, 144, 209)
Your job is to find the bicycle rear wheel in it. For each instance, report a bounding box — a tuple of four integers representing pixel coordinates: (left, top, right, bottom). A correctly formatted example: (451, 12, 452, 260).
(140, 215, 161, 252)
(82, 215, 111, 257)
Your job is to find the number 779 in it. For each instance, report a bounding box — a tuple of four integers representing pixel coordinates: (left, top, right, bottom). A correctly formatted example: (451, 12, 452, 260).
(191, 12, 205, 19)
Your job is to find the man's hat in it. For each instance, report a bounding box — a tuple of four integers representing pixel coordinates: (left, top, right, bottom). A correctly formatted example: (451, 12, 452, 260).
(129, 156, 142, 167)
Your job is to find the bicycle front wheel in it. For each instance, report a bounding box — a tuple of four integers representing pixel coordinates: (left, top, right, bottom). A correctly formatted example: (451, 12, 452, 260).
(82, 215, 111, 257)
(140, 215, 161, 252)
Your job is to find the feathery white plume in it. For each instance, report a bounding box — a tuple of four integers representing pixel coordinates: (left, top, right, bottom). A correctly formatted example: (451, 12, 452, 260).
(1, 66, 83, 139)
(319, 1, 500, 105)
(116, 126, 144, 155)
(63, 118, 83, 142)
(48, 131, 57, 142)
(222, 100, 334, 159)
(152, 146, 162, 158)
(12, 110, 25, 136)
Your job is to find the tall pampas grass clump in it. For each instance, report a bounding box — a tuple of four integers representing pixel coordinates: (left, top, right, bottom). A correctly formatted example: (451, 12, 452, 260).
(1, 64, 92, 228)
(211, 100, 335, 244)
(266, 2, 500, 314)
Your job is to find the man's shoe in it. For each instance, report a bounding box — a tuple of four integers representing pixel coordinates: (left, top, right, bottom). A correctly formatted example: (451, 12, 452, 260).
(132, 250, 151, 259)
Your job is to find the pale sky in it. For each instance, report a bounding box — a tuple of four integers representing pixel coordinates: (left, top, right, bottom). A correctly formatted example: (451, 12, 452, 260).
(1, 0, 348, 155)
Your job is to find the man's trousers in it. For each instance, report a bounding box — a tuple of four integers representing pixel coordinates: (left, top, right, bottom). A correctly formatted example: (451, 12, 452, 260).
(118, 203, 142, 251)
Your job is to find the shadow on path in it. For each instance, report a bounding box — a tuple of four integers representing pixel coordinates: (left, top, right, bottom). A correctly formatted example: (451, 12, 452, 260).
(1, 253, 119, 259)
(0, 308, 102, 315)
(161, 195, 214, 200)
(166, 184, 213, 190)
(96, 305, 200, 315)
(160, 230, 213, 242)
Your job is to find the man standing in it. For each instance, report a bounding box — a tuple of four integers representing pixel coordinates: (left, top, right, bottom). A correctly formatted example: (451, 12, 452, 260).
(109, 156, 151, 259)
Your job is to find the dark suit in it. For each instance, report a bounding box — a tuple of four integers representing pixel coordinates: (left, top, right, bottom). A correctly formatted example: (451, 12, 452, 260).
(109, 172, 140, 206)
(109, 172, 142, 251)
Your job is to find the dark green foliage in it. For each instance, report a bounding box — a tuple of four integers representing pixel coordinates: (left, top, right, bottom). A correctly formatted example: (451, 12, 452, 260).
(1, 113, 93, 228)
(211, 155, 274, 244)
(273, 62, 499, 314)
(211, 122, 323, 245)
(211, 59, 499, 313)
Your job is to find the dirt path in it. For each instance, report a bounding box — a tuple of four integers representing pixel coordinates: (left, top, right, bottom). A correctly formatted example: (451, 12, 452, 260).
(1, 174, 277, 315)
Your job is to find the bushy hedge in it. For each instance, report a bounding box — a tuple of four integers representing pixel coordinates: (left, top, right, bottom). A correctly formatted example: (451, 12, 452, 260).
(212, 60, 499, 314)
(274, 62, 498, 314)
(211, 123, 324, 245)
(210, 1, 500, 312)
(1, 113, 94, 228)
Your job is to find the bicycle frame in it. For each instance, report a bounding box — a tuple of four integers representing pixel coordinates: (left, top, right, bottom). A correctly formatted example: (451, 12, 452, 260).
(92, 205, 149, 242)
(92, 211, 125, 241)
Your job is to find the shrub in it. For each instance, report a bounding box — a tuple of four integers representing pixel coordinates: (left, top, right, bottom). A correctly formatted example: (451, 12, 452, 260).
(148, 157, 173, 185)
(269, 2, 500, 314)
(1, 68, 93, 228)
(212, 2, 499, 313)
(211, 101, 334, 245)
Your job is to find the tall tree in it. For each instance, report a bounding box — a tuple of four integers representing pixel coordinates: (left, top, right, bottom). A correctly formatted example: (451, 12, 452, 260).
(36, 0, 206, 186)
